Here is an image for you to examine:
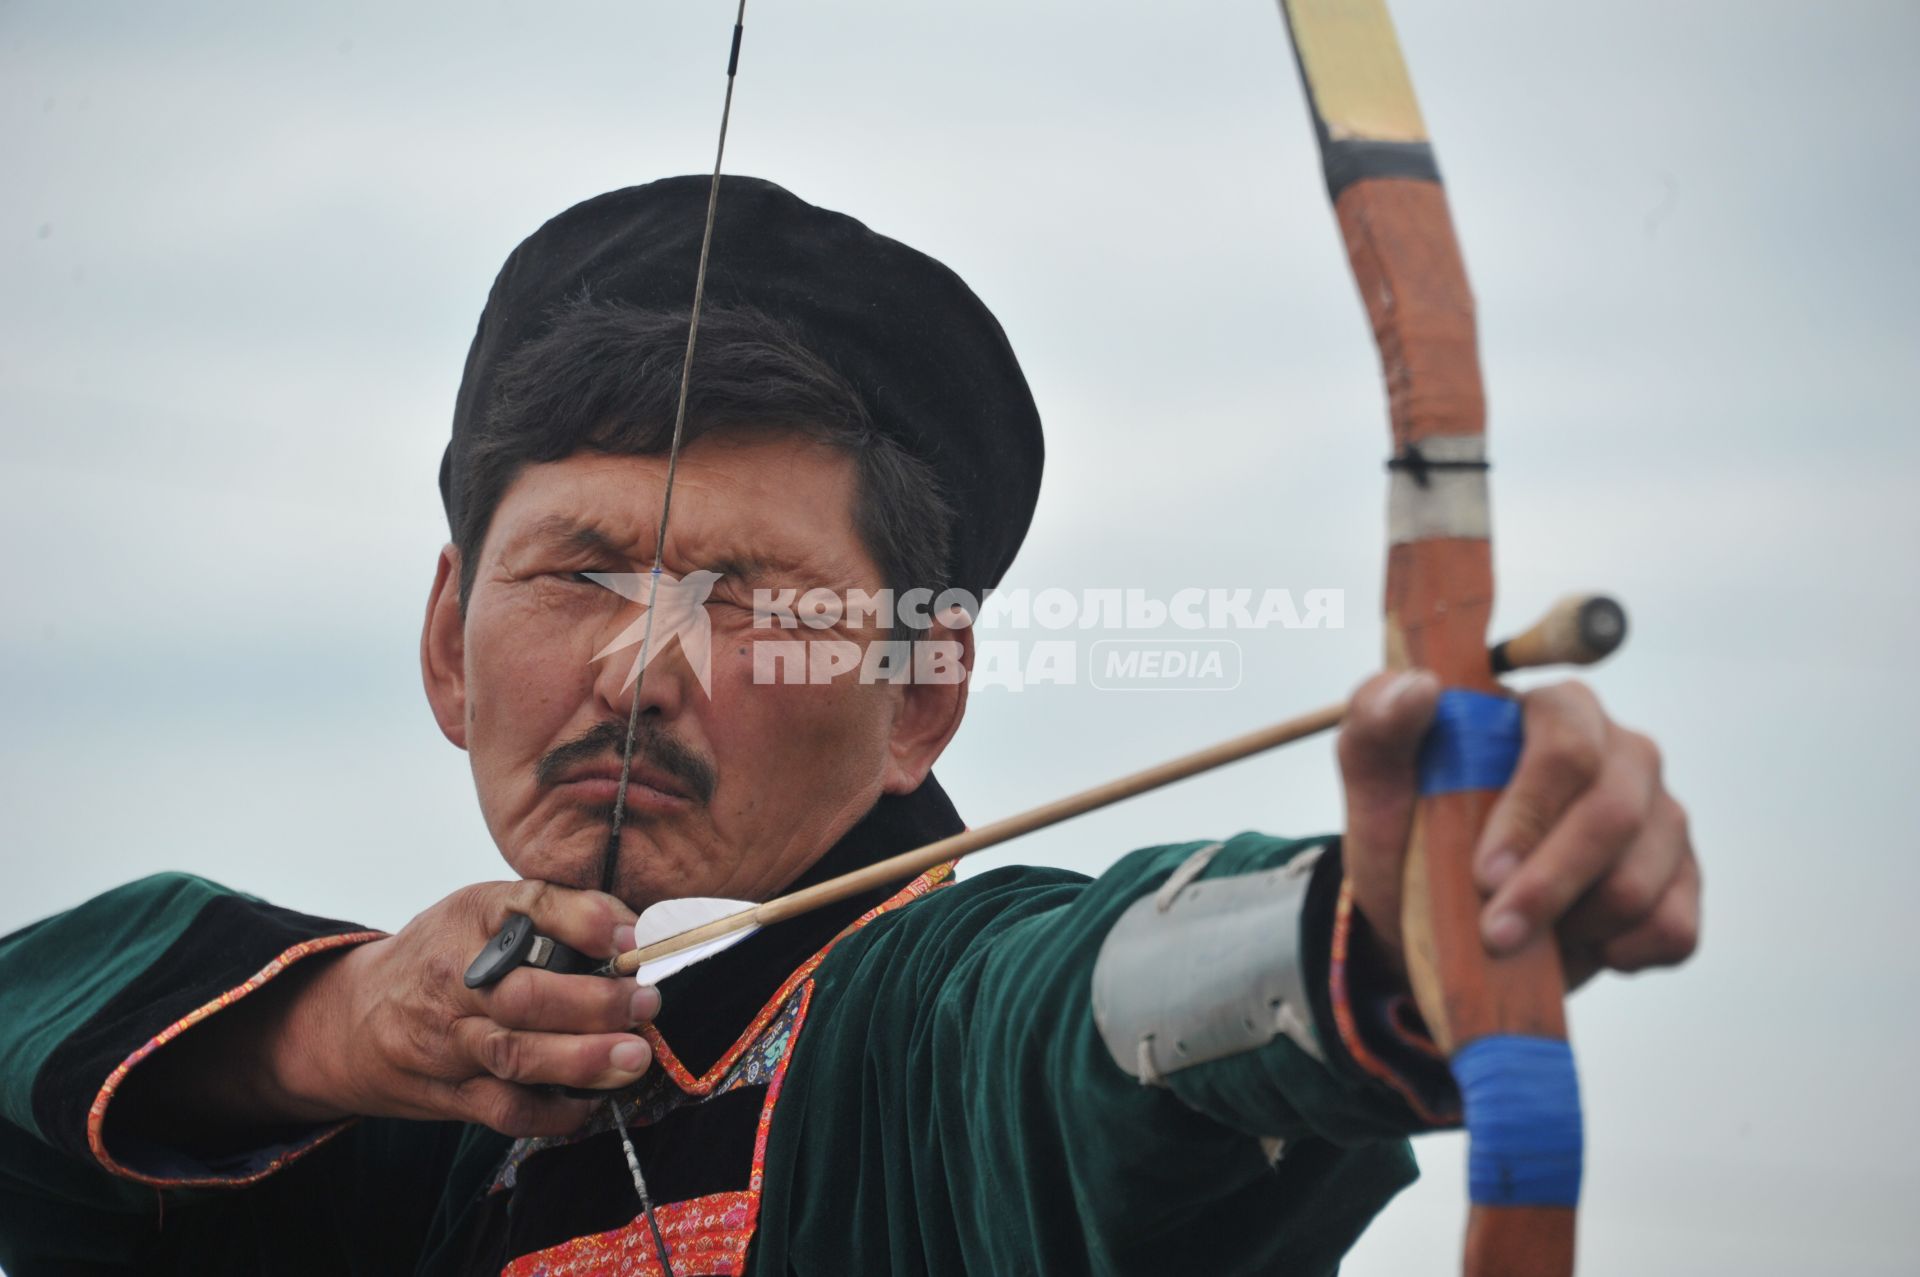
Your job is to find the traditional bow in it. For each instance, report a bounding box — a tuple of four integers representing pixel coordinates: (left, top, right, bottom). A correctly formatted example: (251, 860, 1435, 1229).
(1277, 2, 1584, 1272)
(474, 5, 1609, 1274)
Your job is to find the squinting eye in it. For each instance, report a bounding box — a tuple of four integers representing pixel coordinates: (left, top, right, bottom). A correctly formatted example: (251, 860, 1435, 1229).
(570, 571, 630, 590)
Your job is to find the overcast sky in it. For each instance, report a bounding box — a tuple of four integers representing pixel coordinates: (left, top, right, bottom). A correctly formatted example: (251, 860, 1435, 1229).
(3, 1, 1916, 1272)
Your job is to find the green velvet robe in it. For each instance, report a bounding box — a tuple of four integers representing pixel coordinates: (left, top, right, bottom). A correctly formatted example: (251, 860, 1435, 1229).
(0, 786, 1457, 1275)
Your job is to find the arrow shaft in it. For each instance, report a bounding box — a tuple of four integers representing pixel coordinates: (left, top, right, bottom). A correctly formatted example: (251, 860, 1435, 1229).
(613, 699, 1346, 975)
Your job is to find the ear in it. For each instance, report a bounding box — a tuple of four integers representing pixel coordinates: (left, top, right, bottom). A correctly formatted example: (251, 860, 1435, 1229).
(420, 544, 469, 750)
(879, 613, 974, 795)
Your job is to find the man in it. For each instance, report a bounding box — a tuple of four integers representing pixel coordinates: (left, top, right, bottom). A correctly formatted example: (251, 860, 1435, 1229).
(0, 176, 1698, 1275)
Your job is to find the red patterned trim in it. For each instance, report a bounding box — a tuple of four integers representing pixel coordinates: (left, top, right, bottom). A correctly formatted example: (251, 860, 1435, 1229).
(1388, 993, 1447, 1062)
(1328, 879, 1451, 1125)
(87, 929, 386, 1188)
(506, 865, 949, 1274)
(501, 1190, 755, 1277)
(503, 983, 818, 1276)
(643, 863, 954, 1095)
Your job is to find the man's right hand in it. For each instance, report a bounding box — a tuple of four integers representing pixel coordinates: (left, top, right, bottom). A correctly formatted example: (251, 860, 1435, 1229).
(274, 880, 658, 1137)
(116, 880, 658, 1148)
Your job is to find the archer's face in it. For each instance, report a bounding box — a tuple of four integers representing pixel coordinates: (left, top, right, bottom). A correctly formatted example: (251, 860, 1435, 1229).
(420, 433, 964, 908)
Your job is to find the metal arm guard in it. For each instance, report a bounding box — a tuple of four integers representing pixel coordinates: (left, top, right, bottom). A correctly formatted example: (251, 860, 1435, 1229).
(1091, 843, 1325, 1085)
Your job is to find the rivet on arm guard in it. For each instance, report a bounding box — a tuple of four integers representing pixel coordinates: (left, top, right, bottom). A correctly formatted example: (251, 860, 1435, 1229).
(1091, 844, 1326, 1087)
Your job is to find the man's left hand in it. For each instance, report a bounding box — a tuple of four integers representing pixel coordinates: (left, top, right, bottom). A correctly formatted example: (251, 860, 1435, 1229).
(1338, 670, 1700, 990)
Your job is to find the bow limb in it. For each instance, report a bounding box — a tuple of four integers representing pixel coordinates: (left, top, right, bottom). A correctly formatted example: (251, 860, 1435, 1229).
(1277, 4, 1581, 1275)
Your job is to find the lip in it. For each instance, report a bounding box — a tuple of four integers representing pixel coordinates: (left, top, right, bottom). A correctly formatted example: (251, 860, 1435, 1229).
(552, 762, 696, 814)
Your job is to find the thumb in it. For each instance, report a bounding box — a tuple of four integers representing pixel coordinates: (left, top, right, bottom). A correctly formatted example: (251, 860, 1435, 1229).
(1337, 669, 1441, 951)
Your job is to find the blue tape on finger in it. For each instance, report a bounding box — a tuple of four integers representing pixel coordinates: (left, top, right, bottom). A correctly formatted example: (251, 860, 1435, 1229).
(1453, 1035, 1584, 1208)
(1418, 688, 1523, 796)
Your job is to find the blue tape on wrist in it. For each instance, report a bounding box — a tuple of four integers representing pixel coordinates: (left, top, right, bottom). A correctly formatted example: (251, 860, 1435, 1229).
(1418, 689, 1523, 796)
(1453, 1035, 1584, 1208)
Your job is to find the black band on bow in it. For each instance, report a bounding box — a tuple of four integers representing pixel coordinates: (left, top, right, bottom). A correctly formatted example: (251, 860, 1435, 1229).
(1387, 444, 1491, 489)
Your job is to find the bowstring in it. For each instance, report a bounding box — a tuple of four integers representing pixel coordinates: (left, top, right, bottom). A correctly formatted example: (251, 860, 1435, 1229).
(612, 1100, 676, 1266)
(601, 3, 750, 1272)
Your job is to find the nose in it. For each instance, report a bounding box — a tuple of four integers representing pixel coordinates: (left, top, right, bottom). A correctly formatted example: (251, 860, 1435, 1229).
(591, 586, 697, 724)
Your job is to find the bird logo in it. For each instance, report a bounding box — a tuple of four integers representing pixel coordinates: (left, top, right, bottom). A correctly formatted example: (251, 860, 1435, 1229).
(585, 569, 723, 697)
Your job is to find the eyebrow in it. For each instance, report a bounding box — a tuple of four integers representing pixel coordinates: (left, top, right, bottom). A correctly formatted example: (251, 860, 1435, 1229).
(518, 515, 639, 558)
(514, 514, 787, 582)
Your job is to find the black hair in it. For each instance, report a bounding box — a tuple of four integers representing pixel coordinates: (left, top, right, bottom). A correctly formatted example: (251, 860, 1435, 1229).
(454, 298, 954, 615)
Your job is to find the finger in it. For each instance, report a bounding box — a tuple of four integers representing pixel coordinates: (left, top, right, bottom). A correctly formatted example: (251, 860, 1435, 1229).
(1557, 792, 1689, 950)
(1337, 669, 1441, 948)
(492, 879, 639, 959)
(445, 1077, 597, 1139)
(1557, 798, 1694, 991)
(1480, 729, 1661, 955)
(484, 968, 664, 1034)
(1558, 940, 1603, 994)
(1472, 682, 1609, 892)
(451, 1017, 656, 1093)
(1597, 850, 1702, 974)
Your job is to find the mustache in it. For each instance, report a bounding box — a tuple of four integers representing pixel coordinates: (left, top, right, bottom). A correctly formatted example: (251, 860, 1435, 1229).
(535, 720, 718, 805)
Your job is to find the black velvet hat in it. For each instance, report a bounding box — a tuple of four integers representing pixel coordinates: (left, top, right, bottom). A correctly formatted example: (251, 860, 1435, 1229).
(441, 175, 1045, 600)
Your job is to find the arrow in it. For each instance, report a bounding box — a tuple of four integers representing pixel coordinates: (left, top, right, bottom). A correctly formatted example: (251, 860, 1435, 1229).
(610, 594, 1626, 984)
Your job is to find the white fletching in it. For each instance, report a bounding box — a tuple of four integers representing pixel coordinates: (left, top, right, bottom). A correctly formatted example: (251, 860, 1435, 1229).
(634, 929, 761, 985)
(630, 896, 760, 986)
